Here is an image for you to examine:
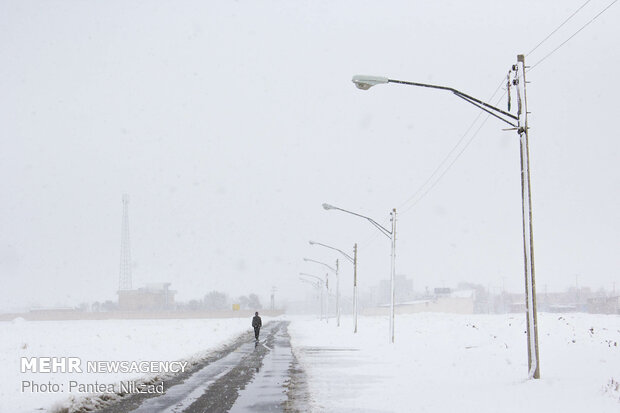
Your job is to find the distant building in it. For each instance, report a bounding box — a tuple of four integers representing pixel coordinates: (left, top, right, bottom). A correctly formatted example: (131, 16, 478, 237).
(587, 296, 620, 314)
(364, 289, 475, 315)
(118, 283, 176, 311)
(374, 275, 414, 305)
(503, 290, 598, 313)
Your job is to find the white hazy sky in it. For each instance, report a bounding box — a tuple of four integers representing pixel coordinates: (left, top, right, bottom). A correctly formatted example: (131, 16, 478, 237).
(1, 0, 618, 310)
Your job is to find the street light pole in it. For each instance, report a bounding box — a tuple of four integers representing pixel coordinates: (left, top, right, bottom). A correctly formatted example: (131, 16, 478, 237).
(309, 241, 356, 331)
(353, 243, 358, 333)
(389, 209, 396, 344)
(299, 277, 322, 319)
(303, 258, 336, 324)
(336, 259, 340, 327)
(326, 272, 329, 323)
(323, 203, 397, 343)
(351, 53, 540, 378)
(300, 273, 324, 321)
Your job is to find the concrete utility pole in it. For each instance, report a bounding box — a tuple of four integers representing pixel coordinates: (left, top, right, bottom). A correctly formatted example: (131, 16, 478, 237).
(336, 259, 340, 327)
(353, 243, 358, 333)
(325, 272, 329, 323)
(303, 258, 337, 324)
(119, 194, 132, 291)
(351, 53, 542, 377)
(322, 203, 397, 343)
(389, 208, 397, 344)
(515, 54, 540, 379)
(321, 281, 324, 321)
(270, 286, 276, 310)
(308, 241, 355, 331)
(299, 273, 324, 320)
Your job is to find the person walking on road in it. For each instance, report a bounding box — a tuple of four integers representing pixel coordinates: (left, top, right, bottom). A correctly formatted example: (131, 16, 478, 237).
(252, 312, 262, 341)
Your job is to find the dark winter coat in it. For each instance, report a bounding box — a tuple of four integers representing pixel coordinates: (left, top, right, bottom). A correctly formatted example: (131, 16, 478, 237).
(252, 315, 262, 328)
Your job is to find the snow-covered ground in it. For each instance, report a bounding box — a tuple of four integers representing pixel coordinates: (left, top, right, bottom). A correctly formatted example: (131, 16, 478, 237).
(3, 313, 618, 413)
(289, 313, 620, 413)
(0, 317, 261, 413)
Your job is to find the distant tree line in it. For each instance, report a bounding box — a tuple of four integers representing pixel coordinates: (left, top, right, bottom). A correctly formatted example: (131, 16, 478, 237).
(76, 300, 118, 312)
(180, 291, 262, 311)
(75, 292, 262, 313)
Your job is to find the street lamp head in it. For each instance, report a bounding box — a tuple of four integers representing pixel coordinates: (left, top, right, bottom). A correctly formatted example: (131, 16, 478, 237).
(309, 241, 316, 245)
(322, 203, 335, 210)
(352, 75, 389, 90)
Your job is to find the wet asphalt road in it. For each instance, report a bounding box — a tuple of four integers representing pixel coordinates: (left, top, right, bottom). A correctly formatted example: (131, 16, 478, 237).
(94, 321, 306, 413)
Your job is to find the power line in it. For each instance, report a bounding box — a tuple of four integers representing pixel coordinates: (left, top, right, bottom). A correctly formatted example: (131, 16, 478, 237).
(397, 113, 485, 216)
(397, 105, 484, 210)
(363, 0, 617, 231)
(357, 86, 506, 252)
(357, 0, 617, 251)
(526, 0, 592, 57)
(397, 0, 616, 219)
(399, 92, 506, 217)
(391, 76, 506, 220)
(529, 0, 618, 70)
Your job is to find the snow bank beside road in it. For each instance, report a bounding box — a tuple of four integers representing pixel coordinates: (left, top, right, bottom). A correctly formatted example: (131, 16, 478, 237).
(0, 317, 263, 413)
(289, 313, 620, 413)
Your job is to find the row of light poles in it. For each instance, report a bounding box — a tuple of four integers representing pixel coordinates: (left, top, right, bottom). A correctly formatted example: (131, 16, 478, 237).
(303, 54, 540, 379)
(298, 273, 325, 321)
(300, 205, 395, 339)
(321, 204, 397, 343)
(309, 241, 358, 332)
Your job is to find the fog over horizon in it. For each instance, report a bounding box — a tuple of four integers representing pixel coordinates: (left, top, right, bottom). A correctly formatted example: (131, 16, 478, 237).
(1, 0, 618, 312)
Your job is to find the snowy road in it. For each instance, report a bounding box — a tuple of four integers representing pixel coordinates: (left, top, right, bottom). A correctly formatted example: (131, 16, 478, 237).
(94, 321, 306, 413)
